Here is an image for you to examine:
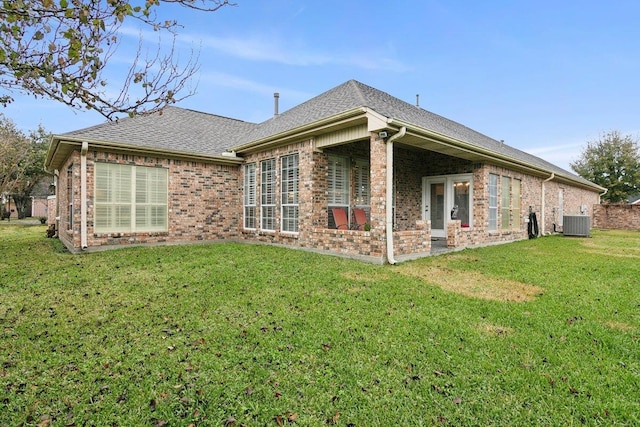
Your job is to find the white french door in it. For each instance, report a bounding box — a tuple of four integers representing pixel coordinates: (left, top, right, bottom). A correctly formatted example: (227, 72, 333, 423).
(422, 175, 473, 239)
(423, 178, 446, 238)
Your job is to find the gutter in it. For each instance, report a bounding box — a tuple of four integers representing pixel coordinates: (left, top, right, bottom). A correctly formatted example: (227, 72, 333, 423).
(385, 126, 406, 264)
(387, 119, 604, 193)
(600, 187, 608, 201)
(541, 173, 555, 236)
(80, 141, 88, 249)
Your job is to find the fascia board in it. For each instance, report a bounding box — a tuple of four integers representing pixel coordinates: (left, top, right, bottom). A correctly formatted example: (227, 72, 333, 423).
(46, 136, 243, 170)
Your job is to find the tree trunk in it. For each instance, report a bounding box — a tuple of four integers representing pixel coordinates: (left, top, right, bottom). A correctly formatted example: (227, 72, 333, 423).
(12, 194, 30, 219)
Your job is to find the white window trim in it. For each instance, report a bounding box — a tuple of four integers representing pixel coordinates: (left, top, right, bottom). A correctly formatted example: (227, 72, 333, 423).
(488, 174, 498, 231)
(280, 154, 299, 234)
(94, 163, 168, 234)
(244, 163, 257, 230)
(260, 158, 276, 232)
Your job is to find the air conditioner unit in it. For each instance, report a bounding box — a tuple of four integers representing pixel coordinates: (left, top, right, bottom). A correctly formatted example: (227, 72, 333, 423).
(563, 215, 590, 237)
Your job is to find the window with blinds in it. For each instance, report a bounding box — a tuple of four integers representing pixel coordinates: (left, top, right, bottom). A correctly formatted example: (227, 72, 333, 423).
(281, 154, 299, 233)
(501, 176, 511, 230)
(94, 163, 167, 233)
(260, 158, 276, 231)
(488, 174, 498, 231)
(354, 159, 370, 207)
(328, 155, 350, 229)
(244, 163, 256, 229)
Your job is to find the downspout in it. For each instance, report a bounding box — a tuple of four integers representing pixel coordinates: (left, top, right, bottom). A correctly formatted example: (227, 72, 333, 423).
(385, 126, 406, 264)
(599, 187, 608, 201)
(80, 141, 88, 249)
(541, 173, 554, 236)
(54, 170, 59, 237)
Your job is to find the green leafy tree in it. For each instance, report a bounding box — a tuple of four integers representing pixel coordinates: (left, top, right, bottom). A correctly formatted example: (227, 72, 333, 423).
(571, 131, 640, 203)
(0, 114, 29, 198)
(11, 125, 52, 218)
(0, 0, 233, 119)
(0, 116, 52, 218)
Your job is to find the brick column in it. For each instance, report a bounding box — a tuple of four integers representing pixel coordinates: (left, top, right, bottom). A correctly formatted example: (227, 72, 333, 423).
(369, 133, 388, 255)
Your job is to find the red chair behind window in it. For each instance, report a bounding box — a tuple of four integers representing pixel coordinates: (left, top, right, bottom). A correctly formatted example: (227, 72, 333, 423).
(332, 207, 349, 230)
(353, 208, 368, 230)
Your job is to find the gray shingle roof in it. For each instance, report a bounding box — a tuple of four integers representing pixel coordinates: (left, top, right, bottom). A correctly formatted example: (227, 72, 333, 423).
(55, 79, 598, 188)
(61, 106, 258, 156)
(238, 80, 594, 186)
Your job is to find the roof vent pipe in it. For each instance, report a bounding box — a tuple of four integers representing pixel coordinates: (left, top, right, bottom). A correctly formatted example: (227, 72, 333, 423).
(416, 94, 420, 108)
(274, 92, 279, 117)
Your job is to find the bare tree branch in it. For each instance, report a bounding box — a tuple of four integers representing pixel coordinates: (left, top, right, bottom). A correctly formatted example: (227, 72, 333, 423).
(0, 0, 235, 119)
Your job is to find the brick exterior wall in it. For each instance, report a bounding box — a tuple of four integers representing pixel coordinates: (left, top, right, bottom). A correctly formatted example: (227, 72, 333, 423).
(53, 136, 601, 262)
(55, 150, 241, 252)
(593, 204, 640, 230)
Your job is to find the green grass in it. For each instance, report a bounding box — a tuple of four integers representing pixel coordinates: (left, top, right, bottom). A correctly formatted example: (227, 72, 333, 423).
(1, 223, 639, 426)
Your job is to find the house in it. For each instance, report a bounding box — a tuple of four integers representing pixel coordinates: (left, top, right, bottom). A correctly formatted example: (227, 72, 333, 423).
(44, 80, 605, 263)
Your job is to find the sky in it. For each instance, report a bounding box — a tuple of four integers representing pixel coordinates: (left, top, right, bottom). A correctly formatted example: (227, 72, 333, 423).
(6, 0, 640, 172)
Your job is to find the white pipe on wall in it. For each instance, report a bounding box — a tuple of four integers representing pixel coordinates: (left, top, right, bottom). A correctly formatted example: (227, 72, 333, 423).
(80, 141, 88, 249)
(541, 173, 554, 236)
(385, 127, 406, 264)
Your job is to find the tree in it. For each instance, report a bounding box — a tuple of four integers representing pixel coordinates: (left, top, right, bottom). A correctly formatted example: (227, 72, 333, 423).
(11, 125, 52, 218)
(0, 115, 51, 219)
(570, 131, 640, 203)
(0, 0, 233, 120)
(0, 114, 29, 198)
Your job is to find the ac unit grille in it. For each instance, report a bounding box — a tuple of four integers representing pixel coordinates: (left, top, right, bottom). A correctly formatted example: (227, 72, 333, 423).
(563, 215, 590, 237)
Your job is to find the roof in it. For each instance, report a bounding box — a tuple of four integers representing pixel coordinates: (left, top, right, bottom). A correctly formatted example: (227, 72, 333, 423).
(46, 79, 603, 191)
(60, 106, 258, 156)
(234, 80, 600, 189)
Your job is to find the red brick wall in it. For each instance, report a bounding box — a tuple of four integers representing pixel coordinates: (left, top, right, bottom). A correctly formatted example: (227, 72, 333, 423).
(593, 204, 640, 230)
(55, 150, 241, 251)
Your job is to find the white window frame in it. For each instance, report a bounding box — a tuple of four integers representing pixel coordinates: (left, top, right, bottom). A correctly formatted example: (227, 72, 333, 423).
(243, 163, 256, 230)
(488, 174, 498, 231)
(513, 179, 521, 229)
(260, 158, 276, 231)
(281, 154, 299, 233)
(94, 163, 168, 233)
(327, 155, 350, 228)
(354, 158, 370, 208)
(501, 176, 511, 230)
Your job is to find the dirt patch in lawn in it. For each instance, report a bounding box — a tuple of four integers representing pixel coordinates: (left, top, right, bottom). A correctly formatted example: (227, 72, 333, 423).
(477, 322, 514, 336)
(579, 240, 640, 259)
(397, 263, 543, 302)
(603, 321, 636, 332)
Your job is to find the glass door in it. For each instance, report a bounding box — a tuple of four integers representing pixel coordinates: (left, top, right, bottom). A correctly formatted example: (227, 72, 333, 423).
(424, 179, 446, 238)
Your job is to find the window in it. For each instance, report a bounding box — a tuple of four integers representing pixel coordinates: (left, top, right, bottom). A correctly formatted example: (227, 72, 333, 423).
(512, 179, 521, 229)
(94, 163, 167, 233)
(260, 158, 276, 231)
(453, 180, 471, 226)
(328, 155, 349, 228)
(354, 159, 370, 207)
(281, 154, 299, 233)
(244, 163, 256, 229)
(501, 176, 511, 230)
(66, 165, 73, 229)
(488, 174, 498, 231)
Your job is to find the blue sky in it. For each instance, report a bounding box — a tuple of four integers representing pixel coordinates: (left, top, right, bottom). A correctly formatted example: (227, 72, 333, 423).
(7, 0, 640, 172)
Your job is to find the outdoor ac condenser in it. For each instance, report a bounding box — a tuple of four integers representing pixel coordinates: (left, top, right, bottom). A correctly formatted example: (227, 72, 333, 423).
(563, 215, 591, 237)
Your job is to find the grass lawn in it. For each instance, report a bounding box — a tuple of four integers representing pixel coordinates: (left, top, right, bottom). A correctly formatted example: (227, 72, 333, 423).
(1, 223, 639, 426)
